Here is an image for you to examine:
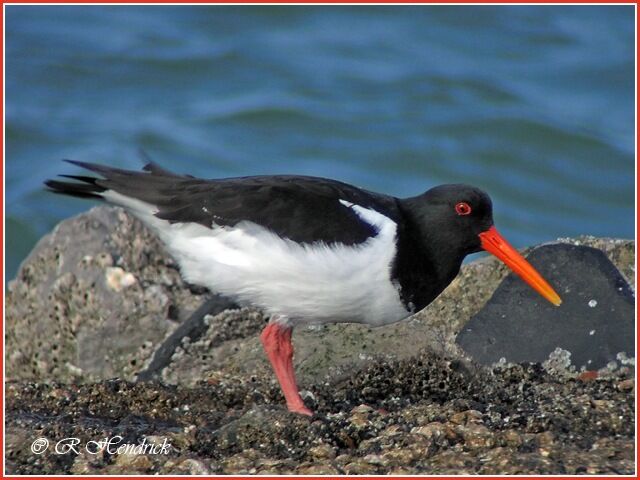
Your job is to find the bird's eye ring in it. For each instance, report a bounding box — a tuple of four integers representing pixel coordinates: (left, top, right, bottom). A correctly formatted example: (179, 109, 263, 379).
(455, 202, 472, 216)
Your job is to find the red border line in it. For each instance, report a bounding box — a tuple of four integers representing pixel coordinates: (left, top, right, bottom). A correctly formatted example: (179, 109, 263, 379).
(1, 2, 637, 479)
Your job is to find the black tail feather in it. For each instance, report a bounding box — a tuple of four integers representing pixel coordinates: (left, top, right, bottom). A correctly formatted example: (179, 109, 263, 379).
(59, 174, 102, 183)
(44, 178, 106, 200)
(45, 159, 189, 204)
(63, 159, 137, 177)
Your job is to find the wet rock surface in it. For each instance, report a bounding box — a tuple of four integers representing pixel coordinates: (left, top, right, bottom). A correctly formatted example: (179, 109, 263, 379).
(5, 356, 635, 474)
(457, 243, 635, 370)
(5, 207, 636, 474)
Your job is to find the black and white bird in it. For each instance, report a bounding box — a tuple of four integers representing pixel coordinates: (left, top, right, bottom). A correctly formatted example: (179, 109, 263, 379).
(46, 160, 561, 416)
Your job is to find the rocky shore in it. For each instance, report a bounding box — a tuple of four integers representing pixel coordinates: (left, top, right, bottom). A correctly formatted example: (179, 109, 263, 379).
(5, 206, 636, 475)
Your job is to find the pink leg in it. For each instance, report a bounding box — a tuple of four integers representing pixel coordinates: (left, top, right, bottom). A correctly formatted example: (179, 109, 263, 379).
(260, 322, 312, 416)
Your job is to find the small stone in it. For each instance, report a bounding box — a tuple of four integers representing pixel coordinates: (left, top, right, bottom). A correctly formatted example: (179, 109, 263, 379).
(222, 454, 253, 474)
(363, 454, 384, 465)
(256, 458, 286, 470)
(351, 404, 374, 414)
(343, 460, 379, 474)
(49, 388, 70, 400)
(348, 412, 371, 428)
(500, 429, 523, 448)
(167, 425, 196, 450)
(380, 425, 403, 437)
(588, 299, 598, 308)
(296, 465, 339, 474)
(459, 424, 495, 449)
(578, 370, 598, 382)
(333, 454, 353, 466)
(105, 267, 137, 291)
(381, 448, 421, 466)
(617, 379, 634, 392)
(308, 443, 336, 460)
(591, 399, 614, 411)
(71, 452, 98, 475)
(537, 431, 555, 448)
(444, 424, 460, 441)
(115, 453, 152, 470)
(389, 466, 418, 474)
(176, 459, 210, 475)
(450, 410, 483, 425)
(411, 422, 447, 444)
(65, 363, 83, 376)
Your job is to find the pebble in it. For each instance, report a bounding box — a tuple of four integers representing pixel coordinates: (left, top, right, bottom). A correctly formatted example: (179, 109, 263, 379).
(617, 379, 634, 392)
(450, 409, 483, 425)
(500, 429, 523, 448)
(114, 453, 152, 470)
(411, 422, 447, 444)
(175, 459, 211, 475)
(348, 412, 372, 428)
(222, 454, 253, 474)
(578, 370, 599, 382)
(343, 460, 379, 474)
(380, 448, 420, 466)
(105, 267, 137, 291)
(307, 443, 336, 460)
(459, 424, 496, 449)
(296, 464, 339, 474)
(537, 431, 555, 448)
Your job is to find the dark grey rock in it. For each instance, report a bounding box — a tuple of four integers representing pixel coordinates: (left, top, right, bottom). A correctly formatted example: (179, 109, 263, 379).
(456, 244, 635, 370)
(5, 206, 210, 383)
(136, 294, 239, 382)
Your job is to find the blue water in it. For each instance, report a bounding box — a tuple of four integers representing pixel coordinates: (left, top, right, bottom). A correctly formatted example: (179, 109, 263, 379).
(5, 5, 636, 281)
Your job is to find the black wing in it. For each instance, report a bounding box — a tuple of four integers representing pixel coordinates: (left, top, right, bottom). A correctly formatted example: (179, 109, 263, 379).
(45, 160, 403, 246)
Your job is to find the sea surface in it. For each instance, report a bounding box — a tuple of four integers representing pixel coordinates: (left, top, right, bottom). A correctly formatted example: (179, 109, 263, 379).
(5, 5, 636, 281)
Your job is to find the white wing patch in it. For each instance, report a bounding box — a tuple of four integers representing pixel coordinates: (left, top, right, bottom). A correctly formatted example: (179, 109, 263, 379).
(102, 191, 411, 326)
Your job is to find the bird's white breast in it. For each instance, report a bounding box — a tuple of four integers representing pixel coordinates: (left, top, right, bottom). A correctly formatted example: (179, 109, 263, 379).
(103, 191, 412, 327)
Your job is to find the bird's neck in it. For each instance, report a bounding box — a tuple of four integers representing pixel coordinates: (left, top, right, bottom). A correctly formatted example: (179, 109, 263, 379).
(393, 199, 466, 310)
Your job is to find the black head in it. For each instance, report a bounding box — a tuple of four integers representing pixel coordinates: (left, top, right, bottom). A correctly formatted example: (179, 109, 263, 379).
(403, 184, 494, 257)
(401, 183, 562, 307)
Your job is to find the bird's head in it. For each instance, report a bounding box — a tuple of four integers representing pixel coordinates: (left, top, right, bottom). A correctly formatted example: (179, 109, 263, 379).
(406, 184, 562, 306)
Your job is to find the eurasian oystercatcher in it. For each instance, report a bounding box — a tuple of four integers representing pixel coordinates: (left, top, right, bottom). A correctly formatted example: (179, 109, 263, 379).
(46, 161, 561, 416)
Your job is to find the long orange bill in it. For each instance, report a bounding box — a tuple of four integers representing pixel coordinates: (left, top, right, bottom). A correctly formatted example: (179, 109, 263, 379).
(479, 226, 562, 306)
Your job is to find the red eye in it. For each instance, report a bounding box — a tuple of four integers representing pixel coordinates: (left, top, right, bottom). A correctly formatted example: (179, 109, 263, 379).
(455, 202, 472, 216)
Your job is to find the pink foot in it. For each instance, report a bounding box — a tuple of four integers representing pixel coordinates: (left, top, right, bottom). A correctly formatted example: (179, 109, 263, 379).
(287, 403, 313, 416)
(260, 321, 314, 417)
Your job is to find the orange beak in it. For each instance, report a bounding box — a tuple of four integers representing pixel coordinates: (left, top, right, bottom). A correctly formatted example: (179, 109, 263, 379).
(479, 226, 562, 306)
